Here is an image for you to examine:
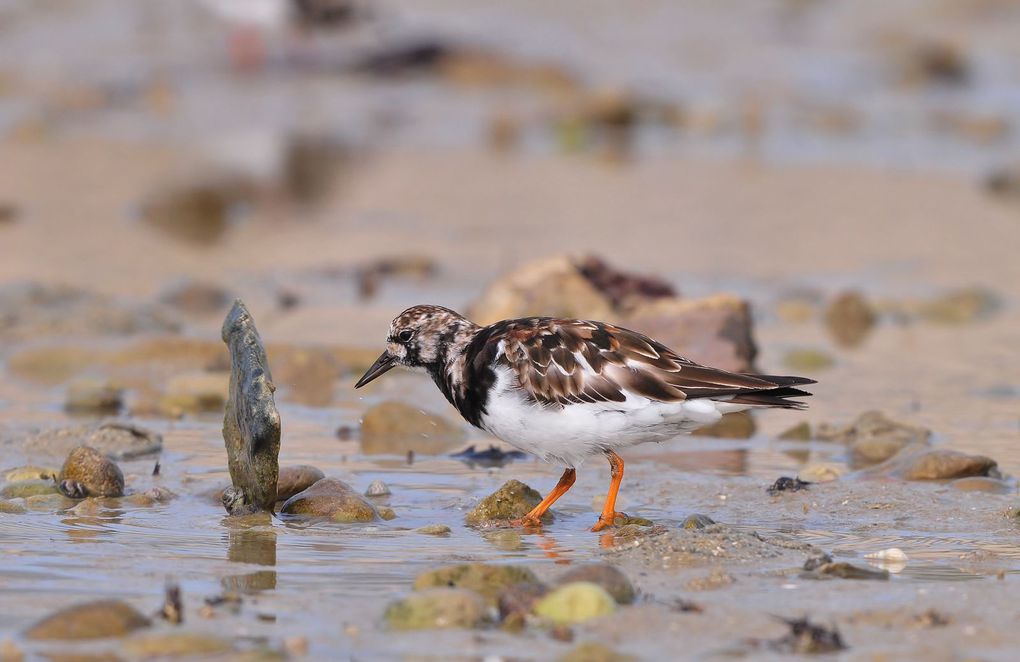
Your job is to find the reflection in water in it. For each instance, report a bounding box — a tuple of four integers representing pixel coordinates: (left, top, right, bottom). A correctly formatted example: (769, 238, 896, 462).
(223, 516, 278, 593)
(62, 501, 122, 543)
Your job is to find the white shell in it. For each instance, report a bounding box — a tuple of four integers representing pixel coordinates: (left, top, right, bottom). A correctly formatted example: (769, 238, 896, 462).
(864, 547, 908, 561)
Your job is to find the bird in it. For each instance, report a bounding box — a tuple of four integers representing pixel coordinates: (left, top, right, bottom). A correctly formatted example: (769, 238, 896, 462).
(355, 305, 815, 532)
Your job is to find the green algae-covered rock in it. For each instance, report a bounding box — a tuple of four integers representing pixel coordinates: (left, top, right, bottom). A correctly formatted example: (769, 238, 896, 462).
(465, 479, 548, 526)
(1, 479, 58, 499)
(533, 581, 617, 625)
(385, 588, 489, 631)
(413, 563, 539, 605)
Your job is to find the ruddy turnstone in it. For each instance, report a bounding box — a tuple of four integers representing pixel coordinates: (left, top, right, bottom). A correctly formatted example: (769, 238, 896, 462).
(355, 305, 815, 531)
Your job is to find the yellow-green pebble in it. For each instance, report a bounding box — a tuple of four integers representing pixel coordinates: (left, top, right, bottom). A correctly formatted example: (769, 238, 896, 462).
(533, 581, 616, 625)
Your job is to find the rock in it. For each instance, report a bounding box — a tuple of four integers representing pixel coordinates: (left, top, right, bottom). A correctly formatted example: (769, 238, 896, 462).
(64, 379, 123, 414)
(533, 582, 616, 625)
(378, 506, 397, 520)
(782, 348, 834, 372)
(24, 494, 72, 510)
(817, 411, 931, 467)
(159, 280, 232, 315)
(557, 563, 635, 604)
(270, 346, 339, 407)
(415, 524, 451, 536)
(384, 588, 489, 631)
(360, 401, 466, 455)
(59, 446, 124, 497)
(777, 421, 812, 441)
(3, 466, 59, 482)
(824, 291, 876, 347)
(140, 174, 249, 244)
(465, 479, 548, 527)
(160, 372, 229, 416)
(276, 465, 325, 502)
(694, 411, 755, 439)
(482, 529, 523, 551)
(0, 499, 28, 514)
(7, 346, 96, 385)
(497, 582, 549, 622)
(0, 282, 179, 341)
(574, 255, 675, 309)
(798, 463, 845, 483)
(768, 618, 846, 654)
(413, 563, 539, 605)
(364, 479, 391, 497)
(221, 300, 281, 515)
(122, 632, 232, 657)
(807, 562, 889, 581)
(897, 39, 970, 87)
(684, 567, 735, 591)
(767, 477, 810, 495)
(124, 487, 176, 507)
(985, 166, 1020, 201)
(23, 600, 150, 640)
(20, 422, 163, 460)
(889, 449, 998, 481)
(950, 476, 1012, 494)
(919, 287, 1001, 324)
(468, 255, 613, 325)
(279, 478, 379, 522)
(682, 514, 716, 530)
(622, 294, 757, 373)
(558, 642, 637, 662)
(1, 480, 58, 499)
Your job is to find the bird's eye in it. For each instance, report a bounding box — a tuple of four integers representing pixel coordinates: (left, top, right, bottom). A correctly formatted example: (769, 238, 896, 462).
(397, 330, 414, 342)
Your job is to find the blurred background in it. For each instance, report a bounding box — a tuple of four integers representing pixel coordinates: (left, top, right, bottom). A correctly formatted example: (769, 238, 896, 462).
(0, 0, 1018, 450)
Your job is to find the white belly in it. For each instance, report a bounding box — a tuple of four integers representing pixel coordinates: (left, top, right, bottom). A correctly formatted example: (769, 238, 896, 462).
(478, 368, 746, 467)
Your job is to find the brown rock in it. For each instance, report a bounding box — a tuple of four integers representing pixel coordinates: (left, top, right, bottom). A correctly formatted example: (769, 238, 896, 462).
(824, 291, 876, 347)
(557, 563, 635, 604)
(64, 379, 123, 414)
(622, 294, 757, 372)
(276, 465, 326, 502)
(817, 411, 931, 467)
(468, 255, 613, 325)
(24, 600, 150, 640)
(59, 446, 124, 497)
(360, 401, 466, 455)
(897, 449, 998, 481)
(414, 563, 540, 605)
(949, 476, 1012, 494)
(279, 478, 379, 522)
(21, 422, 163, 460)
(465, 479, 548, 527)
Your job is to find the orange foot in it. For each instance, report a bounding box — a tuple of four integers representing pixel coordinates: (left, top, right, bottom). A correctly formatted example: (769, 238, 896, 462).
(590, 512, 629, 532)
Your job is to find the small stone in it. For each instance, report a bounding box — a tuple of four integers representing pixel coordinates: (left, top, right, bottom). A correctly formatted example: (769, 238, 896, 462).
(767, 477, 811, 495)
(817, 411, 931, 467)
(824, 291, 876, 347)
(919, 287, 1001, 324)
(64, 379, 123, 414)
(777, 422, 812, 441)
(465, 479, 548, 526)
(159, 372, 229, 416)
(378, 506, 397, 520)
(797, 463, 845, 483)
(384, 588, 489, 631)
(413, 563, 539, 605)
(122, 632, 232, 657)
(280, 478, 379, 523)
(497, 582, 549, 622)
(782, 348, 834, 372)
(0, 499, 28, 514)
(682, 514, 716, 530)
(950, 476, 1012, 493)
(864, 548, 908, 562)
(809, 562, 889, 580)
(24, 494, 70, 510)
(557, 563, 635, 604)
(416, 524, 451, 536)
(533, 582, 616, 625)
(125, 487, 176, 507)
(803, 551, 833, 571)
(360, 401, 466, 455)
(59, 446, 124, 497)
(23, 600, 150, 640)
(3, 466, 59, 483)
(276, 465, 325, 502)
(897, 449, 997, 481)
(558, 642, 637, 662)
(1, 480, 58, 499)
(21, 422, 162, 460)
(364, 479, 391, 497)
(770, 617, 846, 654)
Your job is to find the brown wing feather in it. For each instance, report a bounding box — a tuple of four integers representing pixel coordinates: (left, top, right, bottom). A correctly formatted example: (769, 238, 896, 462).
(498, 318, 814, 408)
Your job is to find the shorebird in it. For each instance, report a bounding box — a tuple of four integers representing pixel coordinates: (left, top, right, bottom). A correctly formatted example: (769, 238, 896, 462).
(355, 305, 814, 531)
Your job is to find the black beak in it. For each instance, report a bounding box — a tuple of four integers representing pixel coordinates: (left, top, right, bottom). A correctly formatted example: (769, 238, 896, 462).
(354, 351, 397, 388)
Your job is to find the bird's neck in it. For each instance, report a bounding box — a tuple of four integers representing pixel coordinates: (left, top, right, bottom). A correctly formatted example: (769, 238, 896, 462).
(426, 321, 490, 427)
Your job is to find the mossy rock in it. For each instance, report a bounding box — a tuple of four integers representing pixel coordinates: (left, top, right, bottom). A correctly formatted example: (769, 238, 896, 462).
(413, 563, 539, 605)
(385, 588, 489, 631)
(465, 479, 548, 526)
(533, 582, 617, 625)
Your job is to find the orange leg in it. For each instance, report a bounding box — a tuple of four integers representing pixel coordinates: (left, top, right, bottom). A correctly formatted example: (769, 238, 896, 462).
(591, 451, 627, 532)
(513, 468, 576, 528)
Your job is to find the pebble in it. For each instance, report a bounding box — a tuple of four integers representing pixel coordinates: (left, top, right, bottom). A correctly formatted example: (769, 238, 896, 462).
(465, 479, 548, 526)
(23, 600, 151, 640)
(59, 446, 125, 497)
(823, 290, 876, 347)
(415, 524, 451, 536)
(280, 478, 380, 523)
(364, 479, 391, 497)
(533, 582, 617, 625)
(557, 563, 636, 604)
(413, 563, 539, 605)
(3, 466, 59, 483)
(384, 588, 489, 631)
